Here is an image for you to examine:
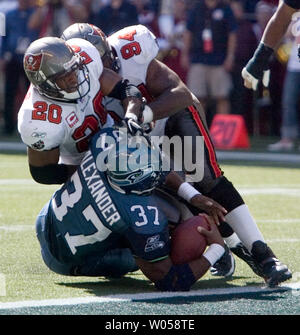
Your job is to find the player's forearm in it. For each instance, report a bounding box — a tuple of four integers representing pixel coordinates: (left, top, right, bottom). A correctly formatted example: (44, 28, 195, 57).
(261, 2, 297, 50)
(29, 163, 77, 184)
(164, 171, 200, 201)
(148, 84, 193, 120)
(146, 59, 193, 120)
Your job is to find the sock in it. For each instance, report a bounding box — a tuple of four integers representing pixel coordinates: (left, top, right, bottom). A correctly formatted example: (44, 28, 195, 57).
(224, 233, 241, 249)
(225, 204, 265, 252)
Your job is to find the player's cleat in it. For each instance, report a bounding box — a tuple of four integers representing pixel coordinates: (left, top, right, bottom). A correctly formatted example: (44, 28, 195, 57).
(261, 259, 292, 288)
(210, 244, 235, 277)
(230, 242, 264, 277)
(251, 240, 292, 287)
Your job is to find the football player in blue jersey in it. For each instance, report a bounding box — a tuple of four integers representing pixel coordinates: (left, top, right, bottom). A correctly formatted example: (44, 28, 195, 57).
(35, 126, 228, 291)
(60, 23, 292, 286)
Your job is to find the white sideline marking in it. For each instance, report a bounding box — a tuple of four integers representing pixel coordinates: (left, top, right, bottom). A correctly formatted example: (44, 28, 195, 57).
(216, 151, 300, 164)
(0, 179, 35, 185)
(266, 238, 300, 243)
(1, 179, 300, 195)
(0, 225, 33, 231)
(239, 188, 300, 196)
(258, 219, 300, 223)
(0, 282, 299, 310)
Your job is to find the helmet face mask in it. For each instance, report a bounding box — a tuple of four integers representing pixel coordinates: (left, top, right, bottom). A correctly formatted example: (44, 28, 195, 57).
(24, 37, 90, 102)
(61, 23, 120, 73)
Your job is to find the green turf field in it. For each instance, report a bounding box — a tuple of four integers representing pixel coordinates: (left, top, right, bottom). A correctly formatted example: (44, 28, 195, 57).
(0, 153, 300, 315)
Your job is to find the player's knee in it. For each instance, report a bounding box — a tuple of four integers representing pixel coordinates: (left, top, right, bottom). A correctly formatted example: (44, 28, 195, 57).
(78, 248, 138, 277)
(155, 264, 196, 291)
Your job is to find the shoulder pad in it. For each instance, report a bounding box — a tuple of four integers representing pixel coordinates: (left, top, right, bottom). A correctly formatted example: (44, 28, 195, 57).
(18, 108, 65, 151)
(109, 25, 159, 65)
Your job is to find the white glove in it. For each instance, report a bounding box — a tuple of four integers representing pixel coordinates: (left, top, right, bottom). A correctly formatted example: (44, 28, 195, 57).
(241, 67, 270, 91)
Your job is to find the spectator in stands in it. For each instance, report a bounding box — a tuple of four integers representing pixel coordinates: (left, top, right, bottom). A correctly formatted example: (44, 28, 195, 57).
(230, 0, 258, 132)
(83, 0, 111, 23)
(268, 36, 300, 151)
(156, 0, 188, 83)
(92, 0, 139, 36)
(0, 0, 38, 135)
(181, 0, 237, 117)
(28, 0, 88, 37)
(131, 0, 156, 30)
(252, 1, 285, 136)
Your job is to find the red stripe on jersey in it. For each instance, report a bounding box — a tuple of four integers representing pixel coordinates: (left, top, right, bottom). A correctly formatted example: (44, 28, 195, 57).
(137, 83, 154, 103)
(188, 105, 222, 178)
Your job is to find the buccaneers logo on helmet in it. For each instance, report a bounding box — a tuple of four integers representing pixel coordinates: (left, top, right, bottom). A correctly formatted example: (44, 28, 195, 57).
(24, 54, 43, 72)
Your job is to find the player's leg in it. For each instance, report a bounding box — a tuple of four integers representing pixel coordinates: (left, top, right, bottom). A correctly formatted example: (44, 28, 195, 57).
(36, 202, 75, 275)
(35, 203, 138, 278)
(74, 248, 138, 278)
(165, 109, 237, 277)
(165, 107, 292, 285)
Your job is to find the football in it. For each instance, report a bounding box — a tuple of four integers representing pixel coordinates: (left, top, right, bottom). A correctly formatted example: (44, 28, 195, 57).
(170, 216, 209, 265)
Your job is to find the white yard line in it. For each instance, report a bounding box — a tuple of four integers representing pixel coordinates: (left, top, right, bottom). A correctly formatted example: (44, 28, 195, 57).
(0, 179, 36, 185)
(0, 282, 299, 310)
(1, 179, 300, 194)
(216, 151, 300, 164)
(0, 225, 34, 231)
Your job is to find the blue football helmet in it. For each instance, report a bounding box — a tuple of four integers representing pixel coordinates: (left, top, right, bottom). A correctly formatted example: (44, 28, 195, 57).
(106, 132, 163, 195)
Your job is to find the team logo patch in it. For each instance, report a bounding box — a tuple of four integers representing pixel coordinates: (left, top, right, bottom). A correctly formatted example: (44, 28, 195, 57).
(31, 140, 45, 150)
(66, 111, 79, 128)
(144, 235, 165, 253)
(24, 54, 43, 72)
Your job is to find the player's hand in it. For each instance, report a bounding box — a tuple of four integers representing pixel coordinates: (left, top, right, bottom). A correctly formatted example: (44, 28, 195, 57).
(298, 44, 300, 62)
(190, 194, 227, 226)
(124, 117, 143, 136)
(241, 67, 270, 90)
(142, 123, 153, 134)
(242, 43, 273, 90)
(197, 214, 224, 246)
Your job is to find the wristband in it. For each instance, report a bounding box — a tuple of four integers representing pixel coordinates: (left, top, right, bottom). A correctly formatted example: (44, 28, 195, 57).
(247, 42, 274, 78)
(142, 105, 153, 124)
(177, 182, 201, 202)
(202, 243, 225, 266)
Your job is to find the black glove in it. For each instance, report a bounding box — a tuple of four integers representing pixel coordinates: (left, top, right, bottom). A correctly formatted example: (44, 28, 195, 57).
(142, 123, 153, 134)
(242, 43, 273, 90)
(298, 44, 300, 62)
(124, 117, 143, 136)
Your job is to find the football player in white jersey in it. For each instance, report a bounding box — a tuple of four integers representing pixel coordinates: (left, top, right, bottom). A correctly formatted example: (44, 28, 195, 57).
(18, 36, 145, 185)
(60, 23, 292, 288)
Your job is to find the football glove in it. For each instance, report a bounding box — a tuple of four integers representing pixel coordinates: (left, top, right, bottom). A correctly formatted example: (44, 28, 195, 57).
(242, 42, 273, 90)
(124, 116, 143, 136)
(242, 67, 270, 91)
